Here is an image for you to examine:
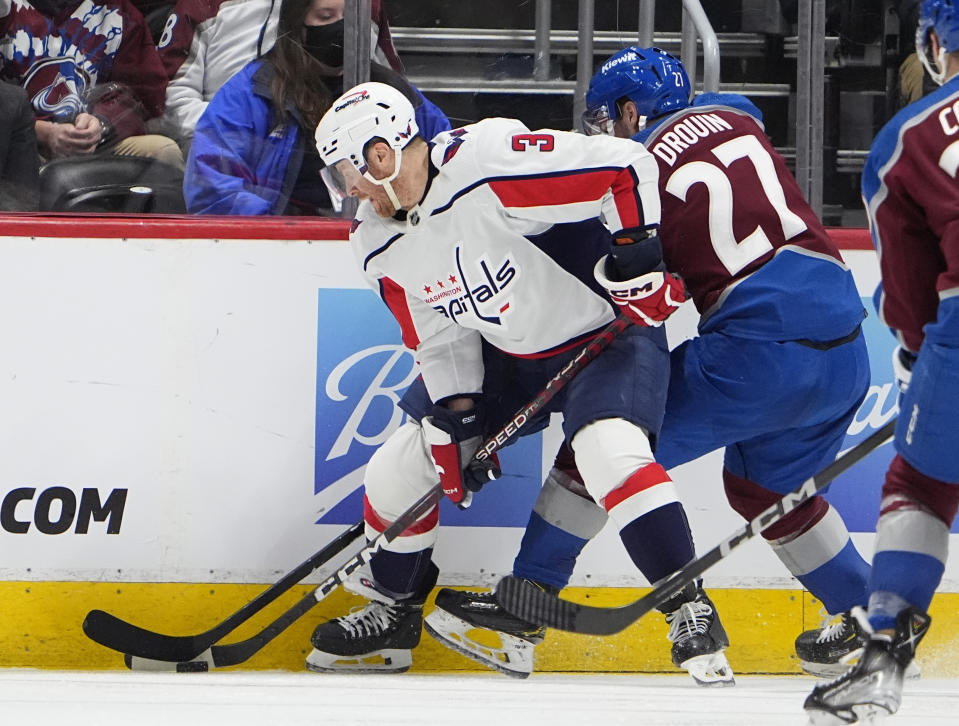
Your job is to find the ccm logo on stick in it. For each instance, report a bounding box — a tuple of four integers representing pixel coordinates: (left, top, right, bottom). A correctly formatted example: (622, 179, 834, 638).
(0, 487, 127, 534)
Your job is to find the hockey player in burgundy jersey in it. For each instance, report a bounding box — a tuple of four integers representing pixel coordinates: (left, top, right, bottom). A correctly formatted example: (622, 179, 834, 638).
(426, 47, 873, 684)
(805, 1, 959, 722)
(305, 80, 731, 682)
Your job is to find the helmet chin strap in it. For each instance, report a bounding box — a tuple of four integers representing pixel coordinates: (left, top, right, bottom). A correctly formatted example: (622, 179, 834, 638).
(934, 46, 948, 85)
(364, 146, 404, 212)
(381, 180, 402, 211)
(920, 41, 950, 86)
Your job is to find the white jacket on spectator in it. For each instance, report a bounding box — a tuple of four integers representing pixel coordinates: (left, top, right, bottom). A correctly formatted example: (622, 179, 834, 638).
(156, 0, 401, 144)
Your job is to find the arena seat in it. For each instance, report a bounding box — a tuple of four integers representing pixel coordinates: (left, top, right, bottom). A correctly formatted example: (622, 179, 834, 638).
(38, 156, 186, 214)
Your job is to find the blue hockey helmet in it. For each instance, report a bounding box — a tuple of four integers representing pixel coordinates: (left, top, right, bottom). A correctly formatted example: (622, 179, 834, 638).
(918, 0, 959, 84)
(582, 46, 691, 136)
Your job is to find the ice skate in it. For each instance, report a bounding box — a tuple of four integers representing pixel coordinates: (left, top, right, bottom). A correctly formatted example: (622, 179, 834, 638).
(306, 599, 424, 674)
(424, 584, 547, 679)
(804, 607, 930, 725)
(662, 583, 735, 687)
(306, 563, 437, 674)
(796, 609, 920, 680)
(797, 610, 869, 678)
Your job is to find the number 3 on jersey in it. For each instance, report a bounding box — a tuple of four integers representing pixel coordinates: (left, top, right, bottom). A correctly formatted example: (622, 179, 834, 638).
(665, 134, 807, 275)
(511, 134, 555, 152)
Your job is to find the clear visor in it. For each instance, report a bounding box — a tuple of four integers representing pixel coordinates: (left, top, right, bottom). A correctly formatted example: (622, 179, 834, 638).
(327, 158, 363, 197)
(581, 103, 616, 136)
(326, 150, 404, 208)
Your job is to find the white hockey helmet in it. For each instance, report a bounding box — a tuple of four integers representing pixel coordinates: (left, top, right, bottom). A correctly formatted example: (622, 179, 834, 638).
(315, 81, 419, 187)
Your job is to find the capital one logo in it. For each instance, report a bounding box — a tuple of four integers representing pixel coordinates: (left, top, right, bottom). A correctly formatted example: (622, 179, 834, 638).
(313, 289, 543, 528)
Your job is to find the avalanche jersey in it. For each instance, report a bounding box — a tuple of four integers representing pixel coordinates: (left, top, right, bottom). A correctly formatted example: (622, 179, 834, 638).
(862, 76, 959, 352)
(0, 0, 166, 122)
(351, 117, 661, 403)
(635, 96, 864, 342)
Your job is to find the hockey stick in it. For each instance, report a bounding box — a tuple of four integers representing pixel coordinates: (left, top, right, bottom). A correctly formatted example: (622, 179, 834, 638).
(110, 313, 632, 669)
(496, 415, 897, 635)
(83, 521, 365, 662)
(126, 482, 446, 672)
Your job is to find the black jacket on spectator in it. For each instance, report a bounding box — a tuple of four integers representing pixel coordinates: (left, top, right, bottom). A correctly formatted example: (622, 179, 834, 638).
(0, 81, 40, 210)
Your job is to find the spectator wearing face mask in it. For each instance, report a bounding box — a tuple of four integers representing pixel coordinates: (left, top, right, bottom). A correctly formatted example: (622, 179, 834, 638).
(182, 0, 447, 216)
(155, 0, 402, 154)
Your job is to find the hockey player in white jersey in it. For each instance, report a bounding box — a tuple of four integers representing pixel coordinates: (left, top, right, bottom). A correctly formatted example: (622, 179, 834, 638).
(305, 81, 733, 684)
(428, 47, 875, 685)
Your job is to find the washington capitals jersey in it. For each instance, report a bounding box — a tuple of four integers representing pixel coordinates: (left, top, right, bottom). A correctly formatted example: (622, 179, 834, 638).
(351, 117, 661, 403)
(862, 76, 959, 352)
(0, 0, 166, 122)
(635, 95, 864, 342)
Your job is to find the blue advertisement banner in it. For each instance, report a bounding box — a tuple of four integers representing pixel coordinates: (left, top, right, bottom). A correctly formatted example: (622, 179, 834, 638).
(823, 298, 946, 532)
(315, 290, 955, 534)
(314, 289, 543, 528)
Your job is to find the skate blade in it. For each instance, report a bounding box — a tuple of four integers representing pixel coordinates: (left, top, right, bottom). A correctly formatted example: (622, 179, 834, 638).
(802, 657, 921, 682)
(806, 704, 891, 726)
(806, 708, 855, 726)
(680, 651, 735, 687)
(305, 647, 411, 674)
(424, 610, 533, 679)
(800, 660, 855, 679)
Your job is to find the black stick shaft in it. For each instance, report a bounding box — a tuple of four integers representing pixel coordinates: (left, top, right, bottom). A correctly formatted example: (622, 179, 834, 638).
(497, 416, 897, 635)
(83, 521, 365, 661)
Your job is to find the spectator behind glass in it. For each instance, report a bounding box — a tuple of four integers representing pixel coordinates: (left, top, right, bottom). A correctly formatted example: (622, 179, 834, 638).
(0, 0, 183, 170)
(155, 0, 401, 154)
(898, 0, 937, 107)
(0, 80, 40, 210)
(183, 0, 449, 216)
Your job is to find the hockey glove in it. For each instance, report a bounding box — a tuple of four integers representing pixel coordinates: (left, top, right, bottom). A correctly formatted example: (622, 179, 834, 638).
(609, 227, 667, 279)
(892, 345, 917, 394)
(422, 400, 501, 509)
(594, 228, 686, 327)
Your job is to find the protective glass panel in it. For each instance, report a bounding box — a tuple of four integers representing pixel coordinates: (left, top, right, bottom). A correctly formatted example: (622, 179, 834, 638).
(0, 1, 911, 224)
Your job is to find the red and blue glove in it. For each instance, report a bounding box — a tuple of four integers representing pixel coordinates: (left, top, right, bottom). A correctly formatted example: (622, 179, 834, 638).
(594, 228, 687, 327)
(421, 399, 501, 509)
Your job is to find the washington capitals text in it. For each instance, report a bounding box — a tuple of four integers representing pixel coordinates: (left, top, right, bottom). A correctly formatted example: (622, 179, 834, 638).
(427, 249, 516, 321)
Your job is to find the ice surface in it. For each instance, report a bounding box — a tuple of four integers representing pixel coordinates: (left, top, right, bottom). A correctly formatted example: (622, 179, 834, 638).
(1, 670, 957, 726)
